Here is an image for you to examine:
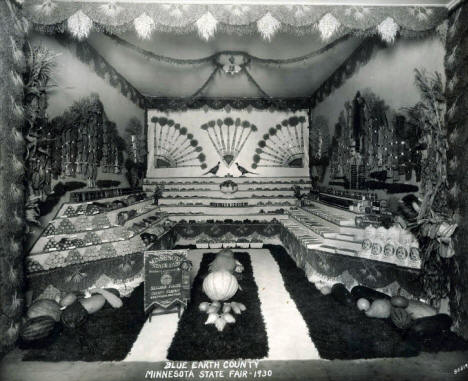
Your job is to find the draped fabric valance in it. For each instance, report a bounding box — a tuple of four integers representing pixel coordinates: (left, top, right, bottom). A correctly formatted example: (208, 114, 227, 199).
(22, 1, 448, 42)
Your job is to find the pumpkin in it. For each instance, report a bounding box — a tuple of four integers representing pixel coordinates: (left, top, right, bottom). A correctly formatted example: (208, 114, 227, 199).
(330, 283, 354, 307)
(405, 300, 437, 319)
(60, 293, 77, 308)
(357, 298, 370, 312)
(202, 271, 238, 301)
(351, 286, 390, 303)
(409, 314, 452, 337)
(199, 302, 210, 312)
(61, 300, 88, 328)
(391, 307, 412, 329)
(79, 294, 106, 314)
(20, 316, 56, 342)
(27, 299, 62, 322)
(365, 299, 392, 319)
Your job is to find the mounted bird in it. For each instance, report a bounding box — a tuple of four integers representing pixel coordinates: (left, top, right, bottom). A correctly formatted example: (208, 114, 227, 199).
(235, 162, 258, 177)
(203, 161, 221, 176)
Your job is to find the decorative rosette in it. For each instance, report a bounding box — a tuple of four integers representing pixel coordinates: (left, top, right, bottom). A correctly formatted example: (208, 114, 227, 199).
(395, 246, 409, 261)
(361, 238, 372, 251)
(371, 240, 383, 256)
(383, 240, 396, 259)
(409, 242, 420, 262)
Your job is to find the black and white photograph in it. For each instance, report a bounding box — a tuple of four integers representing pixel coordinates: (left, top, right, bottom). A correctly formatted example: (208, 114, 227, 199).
(0, 0, 467, 380)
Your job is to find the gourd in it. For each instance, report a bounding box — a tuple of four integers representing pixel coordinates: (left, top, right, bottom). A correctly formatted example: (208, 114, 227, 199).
(202, 271, 239, 301)
(61, 300, 88, 328)
(27, 299, 62, 322)
(105, 288, 121, 298)
(79, 294, 106, 314)
(391, 307, 412, 329)
(319, 286, 332, 295)
(89, 288, 123, 308)
(391, 295, 409, 308)
(408, 314, 452, 337)
(330, 283, 354, 307)
(357, 298, 370, 312)
(351, 286, 390, 303)
(60, 293, 77, 308)
(20, 316, 56, 342)
(365, 299, 392, 319)
(405, 300, 437, 319)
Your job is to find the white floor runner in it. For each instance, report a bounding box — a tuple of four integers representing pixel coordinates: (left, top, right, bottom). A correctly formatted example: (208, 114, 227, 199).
(124, 250, 205, 362)
(124, 249, 320, 361)
(250, 249, 320, 360)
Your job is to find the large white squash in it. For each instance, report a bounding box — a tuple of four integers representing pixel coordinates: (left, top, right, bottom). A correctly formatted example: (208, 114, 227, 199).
(202, 271, 239, 302)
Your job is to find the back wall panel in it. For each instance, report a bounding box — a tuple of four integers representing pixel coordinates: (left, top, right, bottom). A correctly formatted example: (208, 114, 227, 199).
(146, 108, 309, 178)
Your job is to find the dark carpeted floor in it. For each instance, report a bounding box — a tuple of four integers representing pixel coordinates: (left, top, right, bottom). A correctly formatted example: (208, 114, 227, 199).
(167, 252, 269, 360)
(265, 244, 468, 360)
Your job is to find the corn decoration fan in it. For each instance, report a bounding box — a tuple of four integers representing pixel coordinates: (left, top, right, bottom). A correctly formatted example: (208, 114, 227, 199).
(252, 116, 306, 169)
(152, 117, 207, 169)
(201, 118, 257, 168)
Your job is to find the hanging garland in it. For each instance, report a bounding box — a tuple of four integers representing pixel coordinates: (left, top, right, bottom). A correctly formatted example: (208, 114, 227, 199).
(104, 32, 353, 67)
(242, 67, 273, 99)
(21, 1, 448, 42)
(190, 66, 220, 99)
(54, 34, 146, 108)
(310, 36, 385, 108)
(144, 97, 311, 112)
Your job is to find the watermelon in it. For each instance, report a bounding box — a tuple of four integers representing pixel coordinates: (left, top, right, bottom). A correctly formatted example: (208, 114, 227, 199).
(351, 286, 390, 303)
(408, 314, 453, 337)
(20, 316, 56, 342)
(391, 307, 412, 329)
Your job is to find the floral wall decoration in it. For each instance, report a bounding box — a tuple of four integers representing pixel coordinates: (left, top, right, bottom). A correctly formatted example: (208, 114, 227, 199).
(20, 1, 447, 42)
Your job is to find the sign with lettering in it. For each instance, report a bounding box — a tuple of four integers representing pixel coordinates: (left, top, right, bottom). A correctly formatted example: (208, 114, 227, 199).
(144, 250, 192, 314)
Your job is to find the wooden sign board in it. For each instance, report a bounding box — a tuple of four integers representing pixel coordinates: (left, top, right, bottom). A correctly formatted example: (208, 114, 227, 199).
(144, 250, 191, 318)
